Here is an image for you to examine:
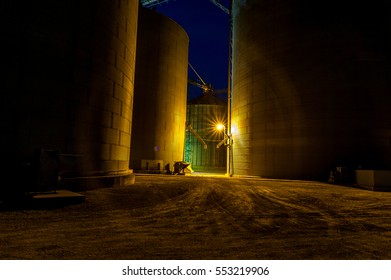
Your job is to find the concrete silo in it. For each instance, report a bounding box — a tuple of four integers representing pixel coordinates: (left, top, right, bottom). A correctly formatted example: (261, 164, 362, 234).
(185, 94, 227, 172)
(231, 0, 391, 179)
(131, 8, 189, 173)
(1, 0, 138, 195)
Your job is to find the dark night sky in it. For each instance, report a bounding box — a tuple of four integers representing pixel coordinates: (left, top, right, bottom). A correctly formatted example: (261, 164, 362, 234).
(154, 0, 230, 100)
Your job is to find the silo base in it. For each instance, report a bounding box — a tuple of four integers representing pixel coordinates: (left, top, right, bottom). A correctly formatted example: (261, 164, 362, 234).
(62, 170, 135, 191)
(132, 159, 166, 174)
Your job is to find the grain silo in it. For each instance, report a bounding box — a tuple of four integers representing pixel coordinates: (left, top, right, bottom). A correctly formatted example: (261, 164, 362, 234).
(131, 8, 189, 173)
(231, 0, 391, 179)
(185, 93, 227, 172)
(0, 0, 138, 196)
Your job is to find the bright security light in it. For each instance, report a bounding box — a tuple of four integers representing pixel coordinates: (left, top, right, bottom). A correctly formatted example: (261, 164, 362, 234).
(216, 123, 225, 131)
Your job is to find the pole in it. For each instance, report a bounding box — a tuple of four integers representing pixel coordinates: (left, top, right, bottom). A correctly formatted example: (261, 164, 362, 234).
(226, 0, 233, 177)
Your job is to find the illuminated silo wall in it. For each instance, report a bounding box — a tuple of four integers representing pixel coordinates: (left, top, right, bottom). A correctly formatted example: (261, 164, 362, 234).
(185, 95, 227, 171)
(131, 8, 189, 171)
(0, 0, 138, 192)
(231, 0, 391, 179)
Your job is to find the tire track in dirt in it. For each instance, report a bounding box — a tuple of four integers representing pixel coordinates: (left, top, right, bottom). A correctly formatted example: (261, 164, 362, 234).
(2, 175, 391, 259)
(101, 176, 391, 241)
(200, 178, 359, 237)
(132, 177, 227, 234)
(250, 188, 342, 235)
(132, 177, 339, 236)
(204, 180, 326, 235)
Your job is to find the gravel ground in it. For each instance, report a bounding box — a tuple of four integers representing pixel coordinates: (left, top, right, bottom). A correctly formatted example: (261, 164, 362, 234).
(1, 174, 391, 260)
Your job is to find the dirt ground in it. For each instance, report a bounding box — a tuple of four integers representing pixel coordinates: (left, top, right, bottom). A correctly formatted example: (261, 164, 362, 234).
(1, 174, 391, 260)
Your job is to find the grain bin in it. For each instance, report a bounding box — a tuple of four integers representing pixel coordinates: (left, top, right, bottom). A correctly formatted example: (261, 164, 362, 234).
(131, 8, 189, 173)
(231, 0, 391, 179)
(185, 93, 227, 172)
(0, 0, 138, 195)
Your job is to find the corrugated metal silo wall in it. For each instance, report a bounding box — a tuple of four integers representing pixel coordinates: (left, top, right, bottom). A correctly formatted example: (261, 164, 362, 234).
(185, 104, 227, 171)
(0, 0, 138, 189)
(131, 8, 189, 171)
(232, 0, 391, 179)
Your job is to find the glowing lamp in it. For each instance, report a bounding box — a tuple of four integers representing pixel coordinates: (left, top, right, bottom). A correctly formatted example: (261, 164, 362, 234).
(216, 123, 225, 131)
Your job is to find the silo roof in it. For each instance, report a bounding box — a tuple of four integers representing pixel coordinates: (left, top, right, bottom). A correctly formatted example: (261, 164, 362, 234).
(188, 93, 226, 105)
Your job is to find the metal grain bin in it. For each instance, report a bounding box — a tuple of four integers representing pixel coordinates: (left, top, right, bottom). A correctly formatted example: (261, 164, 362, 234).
(0, 0, 138, 194)
(231, 0, 391, 179)
(131, 8, 189, 173)
(185, 93, 227, 172)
